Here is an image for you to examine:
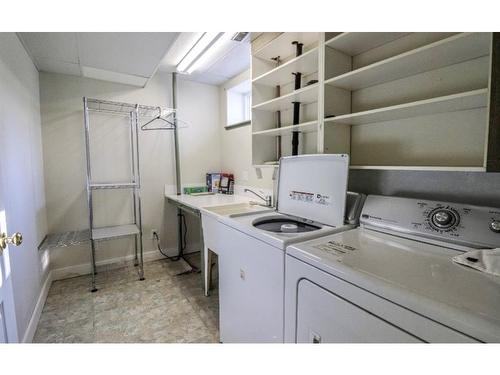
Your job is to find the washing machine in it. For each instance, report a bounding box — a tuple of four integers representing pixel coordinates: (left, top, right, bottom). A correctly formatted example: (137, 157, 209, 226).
(285, 195, 500, 343)
(216, 154, 365, 343)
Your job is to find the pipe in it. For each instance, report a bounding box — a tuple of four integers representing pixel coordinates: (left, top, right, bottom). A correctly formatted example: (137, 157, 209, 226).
(172, 72, 181, 195)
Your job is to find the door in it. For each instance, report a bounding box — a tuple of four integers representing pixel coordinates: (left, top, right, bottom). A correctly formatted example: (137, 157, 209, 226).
(296, 279, 422, 343)
(0, 156, 19, 343)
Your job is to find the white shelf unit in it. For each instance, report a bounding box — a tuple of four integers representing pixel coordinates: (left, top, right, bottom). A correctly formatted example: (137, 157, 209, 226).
(252, 83, 319, 112)
(325, 33, 491, 91)
(325, 89, 488, 126)
(322, 32, 493, 171)
(251, 33, 322, 167)
(252, 120, 318, 137)
(325, 33, 410, 55)
(253, 32, 320, 61)
(348, 165, 487, 172)
(251, 32, 497, 172)
(252, 47, 319, 87)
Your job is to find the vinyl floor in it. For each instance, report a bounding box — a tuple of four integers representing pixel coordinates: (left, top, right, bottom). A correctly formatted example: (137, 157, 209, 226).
(33, 253, 219, 343)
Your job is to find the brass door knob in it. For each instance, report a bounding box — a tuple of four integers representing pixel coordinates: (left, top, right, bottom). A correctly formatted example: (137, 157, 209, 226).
(0, 232, 23, 251)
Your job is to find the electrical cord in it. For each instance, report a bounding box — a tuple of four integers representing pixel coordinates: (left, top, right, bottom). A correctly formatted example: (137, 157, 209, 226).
(153, 213, 188, 261)
(181, 213, 187, 251)
(153, 231, 176, 260)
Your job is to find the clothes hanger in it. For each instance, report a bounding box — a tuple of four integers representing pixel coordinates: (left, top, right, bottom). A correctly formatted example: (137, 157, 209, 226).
(140, 107, 176, 131)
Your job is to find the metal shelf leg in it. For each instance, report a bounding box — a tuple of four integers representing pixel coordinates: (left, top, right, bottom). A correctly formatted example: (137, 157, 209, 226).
(138, 233, 145, 281)
(90, 240, 98, 292)
(133, 235, 139, 267)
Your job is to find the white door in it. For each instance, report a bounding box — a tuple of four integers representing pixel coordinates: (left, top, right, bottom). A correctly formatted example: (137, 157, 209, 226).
(0, 155, 19, 343)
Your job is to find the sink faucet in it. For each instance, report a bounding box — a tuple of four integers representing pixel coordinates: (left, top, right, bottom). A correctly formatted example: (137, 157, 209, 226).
(244, 188, 272, 207)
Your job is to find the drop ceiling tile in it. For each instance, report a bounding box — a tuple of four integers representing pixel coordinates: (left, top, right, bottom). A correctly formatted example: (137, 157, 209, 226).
(77, 33, 179, 77)
(19, 32, 79, 63)
(81, 66, 148, 87)
(36, 58, 81, 76)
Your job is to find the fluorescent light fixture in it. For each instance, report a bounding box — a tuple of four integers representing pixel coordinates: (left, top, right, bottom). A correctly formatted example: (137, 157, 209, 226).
(177, 32, 220, 73)
(186, 32, 233, 74)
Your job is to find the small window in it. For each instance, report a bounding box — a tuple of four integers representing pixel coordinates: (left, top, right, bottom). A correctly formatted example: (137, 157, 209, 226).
(226, 79, 251, 127)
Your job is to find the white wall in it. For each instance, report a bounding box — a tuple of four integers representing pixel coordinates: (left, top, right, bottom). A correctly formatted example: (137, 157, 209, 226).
(219, 70, 274, 191)
(39, 72, 221, 275)
(0, 33, 48, 341)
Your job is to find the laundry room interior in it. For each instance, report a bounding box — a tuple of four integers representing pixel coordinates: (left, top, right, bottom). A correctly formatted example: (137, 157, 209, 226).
(1, 2, 500, 371)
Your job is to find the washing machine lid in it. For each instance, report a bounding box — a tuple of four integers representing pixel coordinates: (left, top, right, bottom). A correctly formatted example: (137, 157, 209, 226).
(276, 154, 349, 227)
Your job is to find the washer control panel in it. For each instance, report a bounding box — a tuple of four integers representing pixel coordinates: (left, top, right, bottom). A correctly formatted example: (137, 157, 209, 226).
(360, 195, 500, 249)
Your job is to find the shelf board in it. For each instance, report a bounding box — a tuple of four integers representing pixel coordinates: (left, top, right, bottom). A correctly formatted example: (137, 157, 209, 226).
(252, 47, 318, 87)
(252, 83, 319, 112)
(325, 33, 490, 91)
(252, 121, 318, 137)
(254, 32, 320, 61)
(92, 224, 140, 241)
(253, 164, 279, 169)
(325, 89, 488, 126)
(89, 182, 138, 189)
(325, 32, 410, 55)
(38, 230, 90, 251)
(349, 165, 486, 172)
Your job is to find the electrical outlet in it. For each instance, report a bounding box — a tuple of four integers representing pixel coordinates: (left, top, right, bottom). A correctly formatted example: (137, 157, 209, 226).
(151, 229, 157, 240)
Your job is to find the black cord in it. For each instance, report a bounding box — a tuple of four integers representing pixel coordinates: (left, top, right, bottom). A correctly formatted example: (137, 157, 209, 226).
(181, 213, 187, 251)
(153, 231, 176, 260)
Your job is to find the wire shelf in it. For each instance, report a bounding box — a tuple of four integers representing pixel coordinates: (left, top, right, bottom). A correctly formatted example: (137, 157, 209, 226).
(38, 230, 90, 251)
(86, 98, 176, 118)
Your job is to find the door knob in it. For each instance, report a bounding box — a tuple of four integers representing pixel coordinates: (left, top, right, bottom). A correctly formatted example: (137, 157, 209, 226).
(0, 232, 23, 251)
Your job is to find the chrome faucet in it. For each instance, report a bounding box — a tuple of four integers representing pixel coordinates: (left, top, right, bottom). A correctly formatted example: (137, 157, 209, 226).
(244, 188, 272, 207)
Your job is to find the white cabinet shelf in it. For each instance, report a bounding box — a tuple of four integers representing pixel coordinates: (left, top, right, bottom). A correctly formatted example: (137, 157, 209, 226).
(349, 165, 486, 172)
(252, 32, 496, 172)
(325, 33, 490, 91)
(252, 121, 318, 137)
(325, 89, 488, 126)
(253, 164, 279, 169)
(252, 83, 318, 112)
(326, 32, 409, 55)
(254, 32, 320, 61)
(252, 48, 318, 87)
(92, 224, 140, 241)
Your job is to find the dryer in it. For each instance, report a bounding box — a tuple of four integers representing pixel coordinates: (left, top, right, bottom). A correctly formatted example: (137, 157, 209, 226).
(285, 195, 500, 343)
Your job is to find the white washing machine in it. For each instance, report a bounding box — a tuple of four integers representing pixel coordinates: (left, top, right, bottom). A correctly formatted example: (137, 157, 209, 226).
(216, 154, 364, 343)
(285, 195, 500, 343)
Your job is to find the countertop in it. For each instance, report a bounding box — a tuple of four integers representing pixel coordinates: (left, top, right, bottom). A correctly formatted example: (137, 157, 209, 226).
(165, 192, 253, 212)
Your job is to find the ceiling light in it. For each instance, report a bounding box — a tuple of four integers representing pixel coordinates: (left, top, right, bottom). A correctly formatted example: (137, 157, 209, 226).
(177, 32, 221, 73)
(186, 32, 233, 74)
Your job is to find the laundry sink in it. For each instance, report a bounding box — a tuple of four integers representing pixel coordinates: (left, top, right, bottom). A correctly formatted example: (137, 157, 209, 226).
(204, 202, 272, 217)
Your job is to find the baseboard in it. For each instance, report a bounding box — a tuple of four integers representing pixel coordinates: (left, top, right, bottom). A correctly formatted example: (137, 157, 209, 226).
(22, 270, 53, 343)
(50, 249, 167, 281)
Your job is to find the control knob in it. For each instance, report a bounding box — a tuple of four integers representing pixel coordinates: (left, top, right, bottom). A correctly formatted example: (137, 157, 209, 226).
(490, 220, 500, 233)
(430, 209, 457, 229)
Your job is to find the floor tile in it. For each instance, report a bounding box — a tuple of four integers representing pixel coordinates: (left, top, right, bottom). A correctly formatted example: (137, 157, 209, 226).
(33, 254, 219, 343)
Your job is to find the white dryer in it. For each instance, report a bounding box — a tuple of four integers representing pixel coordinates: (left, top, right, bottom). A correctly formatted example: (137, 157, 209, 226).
(285, 195, 500, 343)
(216, 154, 364, 343)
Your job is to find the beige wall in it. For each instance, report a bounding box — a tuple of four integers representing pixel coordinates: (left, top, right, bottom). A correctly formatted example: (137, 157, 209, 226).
(219, 70, 274, 191)
(40, 72, 221, 274)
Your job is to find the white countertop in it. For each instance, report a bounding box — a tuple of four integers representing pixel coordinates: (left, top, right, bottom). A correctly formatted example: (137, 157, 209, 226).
(165, 193, 253, 212)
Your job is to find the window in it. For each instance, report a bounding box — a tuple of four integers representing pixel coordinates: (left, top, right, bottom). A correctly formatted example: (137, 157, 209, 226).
(226, 79, 251, 127)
